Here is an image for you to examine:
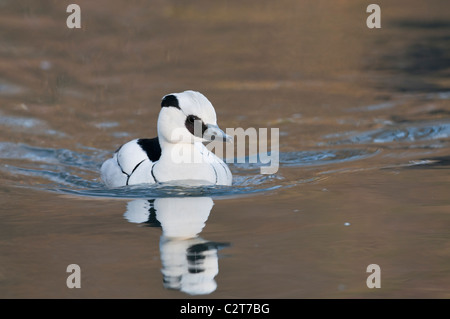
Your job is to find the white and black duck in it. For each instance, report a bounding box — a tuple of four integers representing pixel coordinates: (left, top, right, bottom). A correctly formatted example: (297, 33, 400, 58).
(101, 90, 232, 187)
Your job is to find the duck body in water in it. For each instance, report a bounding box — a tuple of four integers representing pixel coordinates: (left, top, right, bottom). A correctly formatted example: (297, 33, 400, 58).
(101, 90, 233, 187)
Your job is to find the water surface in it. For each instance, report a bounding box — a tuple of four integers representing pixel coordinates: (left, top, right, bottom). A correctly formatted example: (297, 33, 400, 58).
(0, 0, 449, 298)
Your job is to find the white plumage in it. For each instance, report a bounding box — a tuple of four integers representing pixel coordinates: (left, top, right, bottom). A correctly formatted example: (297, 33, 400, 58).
(101, 90, 232, 187)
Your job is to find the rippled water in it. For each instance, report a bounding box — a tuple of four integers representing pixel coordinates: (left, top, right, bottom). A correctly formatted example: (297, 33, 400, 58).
(0, 141, 382, 198)
(1, 0, 449, 298)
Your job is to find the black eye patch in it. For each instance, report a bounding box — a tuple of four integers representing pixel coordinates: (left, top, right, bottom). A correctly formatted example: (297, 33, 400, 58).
(161, 94, 180, 110)
(185, 115, 208, 138)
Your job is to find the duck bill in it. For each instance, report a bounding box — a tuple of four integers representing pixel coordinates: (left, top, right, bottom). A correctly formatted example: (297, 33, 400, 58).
(204, 124, 233, 143)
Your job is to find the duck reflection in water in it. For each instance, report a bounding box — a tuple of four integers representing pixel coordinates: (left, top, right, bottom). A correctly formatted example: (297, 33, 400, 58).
(124, 197, 229, 295)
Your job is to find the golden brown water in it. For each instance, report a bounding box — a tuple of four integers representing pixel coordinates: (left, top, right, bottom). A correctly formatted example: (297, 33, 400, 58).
(0, 0, 449, 298)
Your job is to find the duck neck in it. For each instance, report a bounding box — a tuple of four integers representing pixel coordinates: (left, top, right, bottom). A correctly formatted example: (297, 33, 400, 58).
(158, 137, 203, 164)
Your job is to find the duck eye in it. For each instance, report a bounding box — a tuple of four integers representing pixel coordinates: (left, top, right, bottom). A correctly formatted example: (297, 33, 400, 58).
(187, 115, 196, 123)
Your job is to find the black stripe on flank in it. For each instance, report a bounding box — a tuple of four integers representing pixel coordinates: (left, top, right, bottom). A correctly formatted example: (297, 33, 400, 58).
(161, 94, 180, 110)
(151, 165, 158, 183)
(116, 154, 130, 185)
(211, 164, 218, 184)
(137, 138, 161, 162)
(131, 159, 146, 175)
